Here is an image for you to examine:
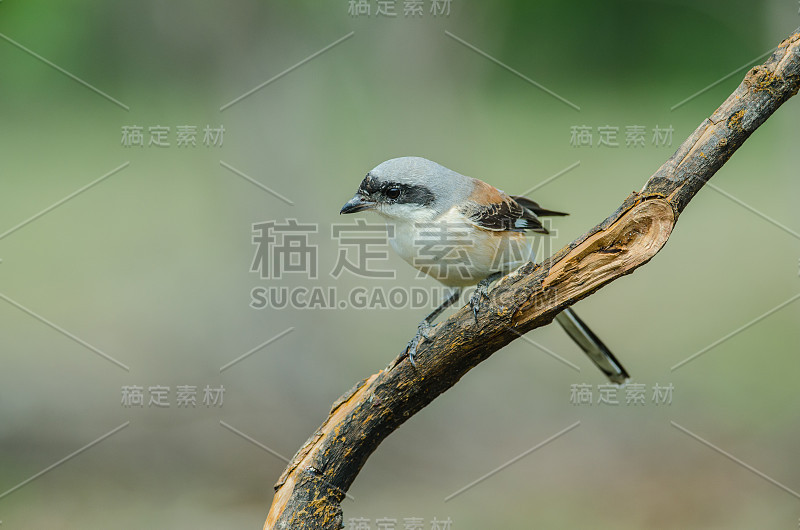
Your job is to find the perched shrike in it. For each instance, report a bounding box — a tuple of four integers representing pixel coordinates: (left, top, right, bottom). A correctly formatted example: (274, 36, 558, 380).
(340, 156, 629, 384)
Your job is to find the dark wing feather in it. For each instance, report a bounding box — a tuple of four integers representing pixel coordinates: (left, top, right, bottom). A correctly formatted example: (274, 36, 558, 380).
(464, 196, 550, 234)
(466, 199, 521, 230)
(462, 179, 568, 235)
(510, 196, 569, 217)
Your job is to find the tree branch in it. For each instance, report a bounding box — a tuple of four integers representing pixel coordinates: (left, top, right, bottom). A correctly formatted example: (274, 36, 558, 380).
(265, 26, 800, 529)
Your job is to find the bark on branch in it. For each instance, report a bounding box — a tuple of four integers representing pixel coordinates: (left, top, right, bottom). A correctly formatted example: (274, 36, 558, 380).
(265, 26, 800, 529)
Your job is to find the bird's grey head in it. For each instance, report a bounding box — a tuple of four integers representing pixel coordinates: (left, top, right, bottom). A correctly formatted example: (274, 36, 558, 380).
(340, 157, 472, 221)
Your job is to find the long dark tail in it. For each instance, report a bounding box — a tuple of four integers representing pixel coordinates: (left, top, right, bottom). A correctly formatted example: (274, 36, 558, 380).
(554, 307, 629, 384)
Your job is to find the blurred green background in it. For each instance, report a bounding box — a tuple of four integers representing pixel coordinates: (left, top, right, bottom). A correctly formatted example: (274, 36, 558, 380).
(1, 1, 798, 528)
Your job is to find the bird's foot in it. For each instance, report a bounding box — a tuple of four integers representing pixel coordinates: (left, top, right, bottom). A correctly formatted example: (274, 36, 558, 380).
(469, 275, 498, 324)
(406, 320, 432, 367)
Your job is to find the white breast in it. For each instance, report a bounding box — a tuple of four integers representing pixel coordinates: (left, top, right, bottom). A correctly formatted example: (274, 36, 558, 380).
(386, 207, 534, 287)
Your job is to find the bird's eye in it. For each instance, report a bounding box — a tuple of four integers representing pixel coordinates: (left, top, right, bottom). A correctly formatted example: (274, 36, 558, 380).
(385, 186, 401, 200)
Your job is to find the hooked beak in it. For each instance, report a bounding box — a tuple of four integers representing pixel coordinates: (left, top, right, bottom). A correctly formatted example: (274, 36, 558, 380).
(340, 194, 376, 214)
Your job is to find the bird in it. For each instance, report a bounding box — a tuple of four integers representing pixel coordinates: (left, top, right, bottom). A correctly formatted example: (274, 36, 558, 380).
(340, 156, 629, 384)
